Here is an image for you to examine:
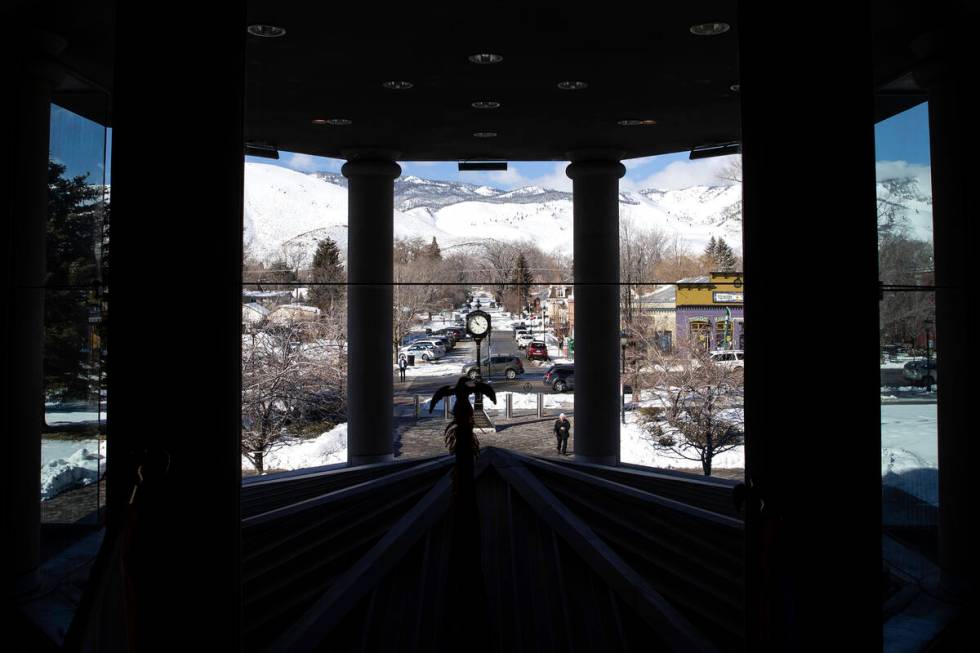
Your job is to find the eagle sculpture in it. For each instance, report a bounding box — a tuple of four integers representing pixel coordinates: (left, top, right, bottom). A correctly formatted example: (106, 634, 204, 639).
(430, 376, 496, 494)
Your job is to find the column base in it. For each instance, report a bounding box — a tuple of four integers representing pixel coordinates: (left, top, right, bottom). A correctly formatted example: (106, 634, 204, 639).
(573, 453, 618, 466)
(348, 453, 395, 467)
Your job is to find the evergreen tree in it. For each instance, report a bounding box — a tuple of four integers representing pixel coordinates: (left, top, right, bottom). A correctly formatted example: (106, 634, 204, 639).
(309, 237, 345, 313)
(713, 238, 737, 271)
(423, 236, 442, 260)
(512, 252, 534, 310)
(45, 160, 107, 400)
(703, 235, 737, 271)
(704, 236, 718, 265)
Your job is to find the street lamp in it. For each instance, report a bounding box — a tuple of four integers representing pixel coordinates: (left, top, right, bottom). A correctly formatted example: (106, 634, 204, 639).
(621, 333, 628, 424)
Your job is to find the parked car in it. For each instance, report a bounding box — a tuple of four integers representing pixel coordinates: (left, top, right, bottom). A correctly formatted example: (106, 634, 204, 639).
(461, 355, 525, 380)
(515, 333, 535, 349)
(526, 341, 549, 361)
(435, 327, 466, 341)
(422, 335, 453, 351)
(412, 339, 448, 355)
(543, 364, 574, 392)
(903, 359, 937, 386)
(708, 350, 744, 370)
(398, 343, 441, 362)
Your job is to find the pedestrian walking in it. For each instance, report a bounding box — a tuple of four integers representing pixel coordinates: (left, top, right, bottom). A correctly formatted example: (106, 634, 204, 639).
(554, 413, 571, 455)
(398, 356, 408, 381)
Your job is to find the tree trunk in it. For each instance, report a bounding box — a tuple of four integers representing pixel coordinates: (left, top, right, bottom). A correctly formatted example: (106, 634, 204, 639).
(254, 450, 263, 475)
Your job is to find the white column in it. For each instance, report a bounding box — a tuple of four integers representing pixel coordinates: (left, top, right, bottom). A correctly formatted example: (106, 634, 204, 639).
(342, 158, 400, 465)
(566, 158, 625, 465)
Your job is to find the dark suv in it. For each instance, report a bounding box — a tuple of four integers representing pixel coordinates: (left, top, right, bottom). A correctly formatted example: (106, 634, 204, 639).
(543, 364, 574, 392)
(903, 359, 937, 386)
(461, 355, 525, 380)
(526, 341, 549, 361)
(435, 326, 466, 342)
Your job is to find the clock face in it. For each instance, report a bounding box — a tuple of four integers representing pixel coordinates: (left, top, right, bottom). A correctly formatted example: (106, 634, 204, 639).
(468, 313, 489, 336)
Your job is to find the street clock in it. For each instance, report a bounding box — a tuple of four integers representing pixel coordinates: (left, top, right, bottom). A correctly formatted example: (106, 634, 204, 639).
(466, 310, 491, 340)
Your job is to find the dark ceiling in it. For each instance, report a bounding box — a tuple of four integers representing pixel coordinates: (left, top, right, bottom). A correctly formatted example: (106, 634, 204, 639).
(243, 4, 742, 161)
(21, 1, 973, 162)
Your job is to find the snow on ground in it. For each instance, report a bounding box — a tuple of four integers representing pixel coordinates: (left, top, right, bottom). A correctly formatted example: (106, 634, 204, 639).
(485, 391, 575, 410)
(242, 423, 349, 473)
(881, 403, 937, 505)
(40, 439, 106, 500)
(45, 401, 106, 427)
(397, 358, 465, 379)
(620, 408, 745, 471)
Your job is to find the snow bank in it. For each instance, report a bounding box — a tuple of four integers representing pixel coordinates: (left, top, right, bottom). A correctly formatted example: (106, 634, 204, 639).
(243, 423, 348, 472)
(45, 401, 105, 427)
(881, 403, 937, 505)
(40, 440, 106, 500)
(488, 391, 574, 410)
(620, 419, 745, 471)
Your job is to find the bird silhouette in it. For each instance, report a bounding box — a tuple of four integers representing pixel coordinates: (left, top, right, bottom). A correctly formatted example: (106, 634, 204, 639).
(430, 376, 495, 493)
(429, 376, 496, 420)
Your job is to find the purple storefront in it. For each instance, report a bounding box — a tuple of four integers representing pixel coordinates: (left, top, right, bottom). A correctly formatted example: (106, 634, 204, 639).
(675, 272, 744, 351)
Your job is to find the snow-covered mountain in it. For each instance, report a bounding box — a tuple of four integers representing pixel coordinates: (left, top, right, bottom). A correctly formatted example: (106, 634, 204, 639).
(244, 162, 933, 264)
(875, 176, 933, 242)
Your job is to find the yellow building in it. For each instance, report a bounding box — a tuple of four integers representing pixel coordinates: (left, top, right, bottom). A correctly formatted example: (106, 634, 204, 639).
(675, 272, 744, 350)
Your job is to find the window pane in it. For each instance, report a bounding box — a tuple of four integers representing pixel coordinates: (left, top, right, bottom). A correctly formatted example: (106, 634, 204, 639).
(877, 103, 938, 621)
(880, 289, 938, 572)
(619, 154, 745, 481)
(41, 96, 109, 545)
(242, 155, 348, 476)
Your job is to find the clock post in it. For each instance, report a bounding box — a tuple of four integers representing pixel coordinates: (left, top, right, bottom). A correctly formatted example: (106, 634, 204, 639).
(465, 309, 494, 431)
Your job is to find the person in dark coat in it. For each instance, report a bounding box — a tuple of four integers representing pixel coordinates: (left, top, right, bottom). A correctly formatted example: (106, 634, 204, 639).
(554, 413, 571, 455)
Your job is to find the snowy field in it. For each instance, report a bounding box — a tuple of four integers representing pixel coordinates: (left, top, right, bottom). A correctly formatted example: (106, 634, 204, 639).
(40, 439, 106, 501)
(38, 377, 937, 508)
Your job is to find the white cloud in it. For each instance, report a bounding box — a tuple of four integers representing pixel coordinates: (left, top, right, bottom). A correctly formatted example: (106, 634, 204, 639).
(485, 162, 571, 192)
(875, 160, 932, 195)
(622, 155, 657, 170)
(282, 152, 342, 173)
(624, 154, 740, 191)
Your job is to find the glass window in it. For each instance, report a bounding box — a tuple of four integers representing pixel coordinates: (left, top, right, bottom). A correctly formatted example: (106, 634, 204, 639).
(241, 157, 349, 476)
(876, 102, 939, 619)
(42, 96, 109, 551)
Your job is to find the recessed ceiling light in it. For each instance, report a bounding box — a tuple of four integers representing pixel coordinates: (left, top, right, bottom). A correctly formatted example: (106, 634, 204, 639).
(382, 80, 414, 90)
(471, 101, 501, 109)
(557, 81, 588, 90)
(473, 131, 498, 138)
(618, 119, 658, 126)
(247, 24, 286, 38)
(730, 84, 740, 92)
(689, 22, 730, 36)
(468, 53, 503, 64)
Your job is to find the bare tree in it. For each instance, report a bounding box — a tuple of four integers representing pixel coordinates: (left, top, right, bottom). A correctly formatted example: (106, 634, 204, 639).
(621, 216, 668, 326)
(241, 318, 347, 474)
(654, 234, 704, 281)
(634, 347, 744, 476)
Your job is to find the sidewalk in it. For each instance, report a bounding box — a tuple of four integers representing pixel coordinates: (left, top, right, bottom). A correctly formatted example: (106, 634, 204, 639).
(394, 411, 576, 460)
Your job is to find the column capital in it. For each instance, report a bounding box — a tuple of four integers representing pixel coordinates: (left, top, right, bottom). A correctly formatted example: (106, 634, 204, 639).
(565, 159, 626, 180)
(341, 159, 402, 179)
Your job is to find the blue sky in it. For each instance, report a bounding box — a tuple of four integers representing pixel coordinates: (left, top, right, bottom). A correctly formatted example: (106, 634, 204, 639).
(49, 99, 930, 191)
(874, 101, 930, 165)
(49, 104, 112, 185)
(245, 148, 714, 193)
(247, 100, 932, 192)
